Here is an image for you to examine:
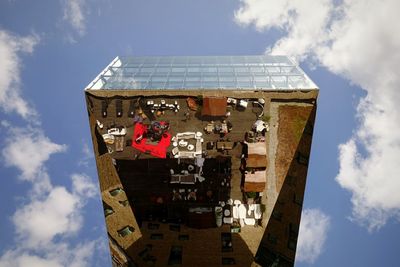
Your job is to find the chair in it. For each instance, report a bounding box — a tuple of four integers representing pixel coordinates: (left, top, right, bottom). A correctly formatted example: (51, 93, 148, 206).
(101, 100, 108, 118)
(223, 217, 233, 224)
(244, 218, 255, 225)
(128, 99, 136, 117)
(238, 204, 247, 219)
(254, 204, 262, 219)
(232, 206, 238, 219)
(116, 99, 123, 117)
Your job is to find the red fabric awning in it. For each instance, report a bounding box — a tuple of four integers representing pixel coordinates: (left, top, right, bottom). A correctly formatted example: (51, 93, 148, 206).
(131, 123, 171, 158)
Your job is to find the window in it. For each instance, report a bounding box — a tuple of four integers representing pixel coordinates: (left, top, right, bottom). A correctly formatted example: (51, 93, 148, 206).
(150, 233, 163, 240)
(288, 239, 297, 251)
(222, 257, 236, 265)
(267, 233, 277, 245)
(277, 198, 285, 205)
(178, 234, 189, 241)
(293, 193, 303, 206)
(304, 122, 313, 135)
(109, 188, 124, 196)
(272, 210, 283, 221)
(286, 175, 296, 187)
(288, 223, 299, 251)
(148, 223, 160, 230)
(289, 223, 299, 236)
(103, 203, 114, 217)
(117, 226, 134, 237)
(221, 233, 233, 252)
(297, 152, 309, 165)
(169, 224, 181, 232)
(168, 246, 182, 265)
(119, 200, 129, 207)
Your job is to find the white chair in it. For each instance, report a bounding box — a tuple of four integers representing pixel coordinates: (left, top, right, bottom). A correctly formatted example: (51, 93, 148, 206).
(234, 200, 242, 205)
(238, 204, 246, 219)
(232, 206, 238, 219)
(223, 217, 233, 224)
(244, 218, 255, 225)
(254, 204, 262, 219)
(172, 147, 179, 156)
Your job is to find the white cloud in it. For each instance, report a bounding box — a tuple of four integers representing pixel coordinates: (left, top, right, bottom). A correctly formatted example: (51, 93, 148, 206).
(12, 173, 97, 248)
(0, 240, 98, 267)
(0, 26, 100, 266)
(235, 0, 400, 230)
(0, 30, 39, 119)
(78, 141, 94, 167)
(13, 186, 81, 248)
(1, 126, 67, 182)
(72, 173, 98, 198)
(234, 0, 333, 60)
(62, 0, 87, 37)
(296, 209, 330, 264)
(0, 251, 63, 267)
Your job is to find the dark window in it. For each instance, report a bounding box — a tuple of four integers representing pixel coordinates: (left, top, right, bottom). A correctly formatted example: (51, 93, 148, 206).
(267, 233, 277, 245)
(286, 175, 296, 187)
(289, 223, 299, 236)
(293, 193, 303, 206)
(272, 210, 283, 221)
(101, 99, 108, 118)
(119, 199, 129, 207)
(297, 153, 309, 165)
(109, 188, 124, 196)
(288, 239, 297, 251)
(168, 246, 182, 265)
(116, 99, 123, 117)
(277, 198, 285, 205)
(150, 233, 163, 240)
(138, 244, 156, 264)
(288, 223, 299, 251)
(148, 223, 160, 230)
(169, 224, 181, 232)
(221, 233, 233, 252)
(118, 226, 134, 237)
(103, 201, 114, 217)
(178, 234, 189, 241)
(304, 122, 313, 135)
(222, 257, 236, 265)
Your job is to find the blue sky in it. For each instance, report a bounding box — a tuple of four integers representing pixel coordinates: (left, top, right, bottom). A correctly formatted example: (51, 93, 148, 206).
(0, 1, 399, 266)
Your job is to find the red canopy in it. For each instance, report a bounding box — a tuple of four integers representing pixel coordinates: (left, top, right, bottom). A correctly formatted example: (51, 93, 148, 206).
(131, 122, 171, 158)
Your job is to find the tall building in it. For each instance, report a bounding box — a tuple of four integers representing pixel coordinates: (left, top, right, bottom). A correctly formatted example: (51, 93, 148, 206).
(84, 55, 318, 267)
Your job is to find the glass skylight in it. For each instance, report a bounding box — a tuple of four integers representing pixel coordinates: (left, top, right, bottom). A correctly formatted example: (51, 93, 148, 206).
(86, 55, 318, 90)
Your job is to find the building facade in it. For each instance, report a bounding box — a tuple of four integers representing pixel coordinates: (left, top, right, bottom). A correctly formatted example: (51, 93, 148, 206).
(84, 55, 318, 267)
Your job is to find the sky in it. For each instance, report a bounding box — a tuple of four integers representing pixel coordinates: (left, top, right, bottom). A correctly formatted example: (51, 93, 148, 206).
(0, 0, 399, 266)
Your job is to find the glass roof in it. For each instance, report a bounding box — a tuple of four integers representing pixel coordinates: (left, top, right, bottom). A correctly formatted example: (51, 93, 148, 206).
(86, 55, 318, 90)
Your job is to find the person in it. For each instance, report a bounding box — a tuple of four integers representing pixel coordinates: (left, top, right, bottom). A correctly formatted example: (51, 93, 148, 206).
(183, 109, 191, 121)
(187, 191, 197, 201)
(172, 192, 182, 201)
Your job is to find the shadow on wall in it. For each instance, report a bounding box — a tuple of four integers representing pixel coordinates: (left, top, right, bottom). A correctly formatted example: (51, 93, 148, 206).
(255, 104, 316, 267)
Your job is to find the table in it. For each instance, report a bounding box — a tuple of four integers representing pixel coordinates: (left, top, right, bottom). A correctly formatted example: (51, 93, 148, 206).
(205, 123, 214, 133)
(220, 123, 228, 134)
(217, 141, 234, 150)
